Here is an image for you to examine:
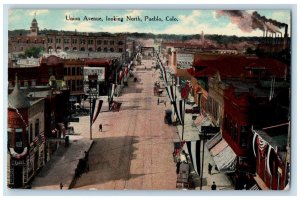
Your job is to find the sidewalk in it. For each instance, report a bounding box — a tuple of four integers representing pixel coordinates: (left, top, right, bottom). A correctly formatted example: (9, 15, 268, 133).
(160, 68, 234, 190)
(31, 138, 93, 190)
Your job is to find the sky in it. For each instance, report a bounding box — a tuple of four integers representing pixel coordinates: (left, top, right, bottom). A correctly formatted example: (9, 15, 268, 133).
(8, 9, 291, 37)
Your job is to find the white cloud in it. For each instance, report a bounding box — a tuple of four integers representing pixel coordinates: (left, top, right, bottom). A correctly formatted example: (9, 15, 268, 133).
(178, 10, 202, 26)
(28, 10, 49, 16)
(63, 21, 98, 32)
(161, 20, 263, 36)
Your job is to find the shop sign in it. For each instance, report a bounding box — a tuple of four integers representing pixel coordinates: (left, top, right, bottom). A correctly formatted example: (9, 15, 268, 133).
(11, 159, 26, 166)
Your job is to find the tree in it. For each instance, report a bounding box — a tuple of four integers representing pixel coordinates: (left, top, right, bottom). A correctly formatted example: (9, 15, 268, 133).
(24, 47, 44, 58)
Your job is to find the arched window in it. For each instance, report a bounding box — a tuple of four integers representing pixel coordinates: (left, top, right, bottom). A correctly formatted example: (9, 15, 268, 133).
(80, 47, 85, 51)
(104, 47, 108, 52)
(88, 47, 93, 52)
(73, 47, 77, 51)
(97, 47, 101, 52)
(110, 48, 114, 52)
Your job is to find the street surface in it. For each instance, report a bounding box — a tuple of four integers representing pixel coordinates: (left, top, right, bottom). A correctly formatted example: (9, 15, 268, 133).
(73, 57, 179, 190)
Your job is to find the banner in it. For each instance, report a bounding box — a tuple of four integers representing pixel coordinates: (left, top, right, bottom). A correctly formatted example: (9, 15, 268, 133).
(186, 140, 201, 176)
(181, 82, 189, 99)
(92, 100, 103, 124)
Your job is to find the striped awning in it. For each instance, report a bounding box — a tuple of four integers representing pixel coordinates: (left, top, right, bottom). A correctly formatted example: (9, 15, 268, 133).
(249, 184, 260, 190)
(206, 132, 222, 150)
(209, 138, 237, 173)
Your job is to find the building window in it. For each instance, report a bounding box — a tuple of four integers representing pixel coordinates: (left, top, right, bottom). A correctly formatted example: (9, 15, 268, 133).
(72, 67, 76, 76)
(80, 47, 85, 51)
(24, 81, 28, 88)
(31, 79, 36, 86)
(72, 80, 76, 91)
(35, 119, 39, 138)
(110, 48, 114, 52)
(104, 47, 108, 52)
(97, 47, 101, 52)
(64, 68, 68, 76)
(233, 124, 238, 142)
(97, 40, 102, 45)
(56, 38, 61, 44)
(48, 38, 53, 43)
(88, 39, 94, 45)
(64, 39, 70, 44)
(80, 39, 86, 44)
(29, 124, 33, 144)
(72, 39, 77, 44)
(15, 128, 23, 149)
(110, 41, 114, 45)
(7, 128, 12, 148)
(119, 48, 123, 52)
(104, 40, 108, 45)
(118, 41, 123, 45)
(240, 126, 249, 148)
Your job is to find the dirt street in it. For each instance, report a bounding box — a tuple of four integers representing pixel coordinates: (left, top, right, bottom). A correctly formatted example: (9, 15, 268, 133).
(73, 57, 179, 190)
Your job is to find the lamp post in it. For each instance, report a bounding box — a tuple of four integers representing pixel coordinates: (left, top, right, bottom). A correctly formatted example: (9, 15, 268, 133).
(88, 81, 98, 140)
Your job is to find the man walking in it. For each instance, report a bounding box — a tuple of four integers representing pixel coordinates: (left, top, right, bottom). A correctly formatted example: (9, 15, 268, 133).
(211, 181, 217, 190)
(99, 124, 102, 132)
(157, 98, 160, 105)
(60, 182, 63, 190)
(208, 163, 212, 175)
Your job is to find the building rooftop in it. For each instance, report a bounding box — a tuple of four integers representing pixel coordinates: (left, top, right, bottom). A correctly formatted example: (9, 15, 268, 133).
(191, 54, 288, 79)
(8, 76, 31, 109)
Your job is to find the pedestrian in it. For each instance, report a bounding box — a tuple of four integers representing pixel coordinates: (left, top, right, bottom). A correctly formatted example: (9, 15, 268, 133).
(157, 98, 160, 105)
(99, 124, 102, 132)
(208, 163, 212, 175)
(164, 101, 166, 107)
(211, 181, 217, 190)
(176, 161, 181, 174)
(60, 182, 63, 190)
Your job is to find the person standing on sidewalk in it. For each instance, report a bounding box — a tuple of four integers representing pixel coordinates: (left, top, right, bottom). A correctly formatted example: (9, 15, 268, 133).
(157, 98, 160, 105)
(99, 124, 102, 132)
(60, 182, 63, 190)
(208, 163, 212, 175)
(211, 181, 217, 190)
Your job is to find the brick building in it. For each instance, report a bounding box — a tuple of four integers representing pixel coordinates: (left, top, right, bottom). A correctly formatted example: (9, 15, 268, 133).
(7, 76, 45, 188)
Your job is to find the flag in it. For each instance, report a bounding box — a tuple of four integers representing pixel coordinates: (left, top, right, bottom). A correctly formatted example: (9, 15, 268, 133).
(165, 85, 174, 102)
(110, 84, 116, 99)
(186, 140, 201, 176)
(181, 82, 189, 99)
(92, 100, 103, 124)
(179, 99, 185, 125)
(112, 101, 122, 112)
(34, 136, 39, 144)
(174, 99, 184, 125)
(90, 99, 96, 125)
(40, 131, 46, 143)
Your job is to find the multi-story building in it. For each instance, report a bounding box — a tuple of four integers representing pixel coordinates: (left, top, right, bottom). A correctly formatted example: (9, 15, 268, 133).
(64, 59, 84, 105)
(7, 76, 45, 188)
(8, 16, 127, 58)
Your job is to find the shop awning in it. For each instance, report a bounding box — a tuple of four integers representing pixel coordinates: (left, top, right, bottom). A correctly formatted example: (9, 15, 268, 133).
(249, 184, 260, 190)
(209, 138, 237, 173)
(253, 174, 269, 190)
(194, 114, 212, 132)
(206, 132, 222, 150)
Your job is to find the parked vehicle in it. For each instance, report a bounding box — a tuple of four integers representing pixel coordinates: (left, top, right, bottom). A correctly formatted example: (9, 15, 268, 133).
(164, 109, 172, 125)
(67, 126, 74, 135)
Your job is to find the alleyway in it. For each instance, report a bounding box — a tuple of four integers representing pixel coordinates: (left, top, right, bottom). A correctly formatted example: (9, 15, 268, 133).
(73, 57, 179, 190)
